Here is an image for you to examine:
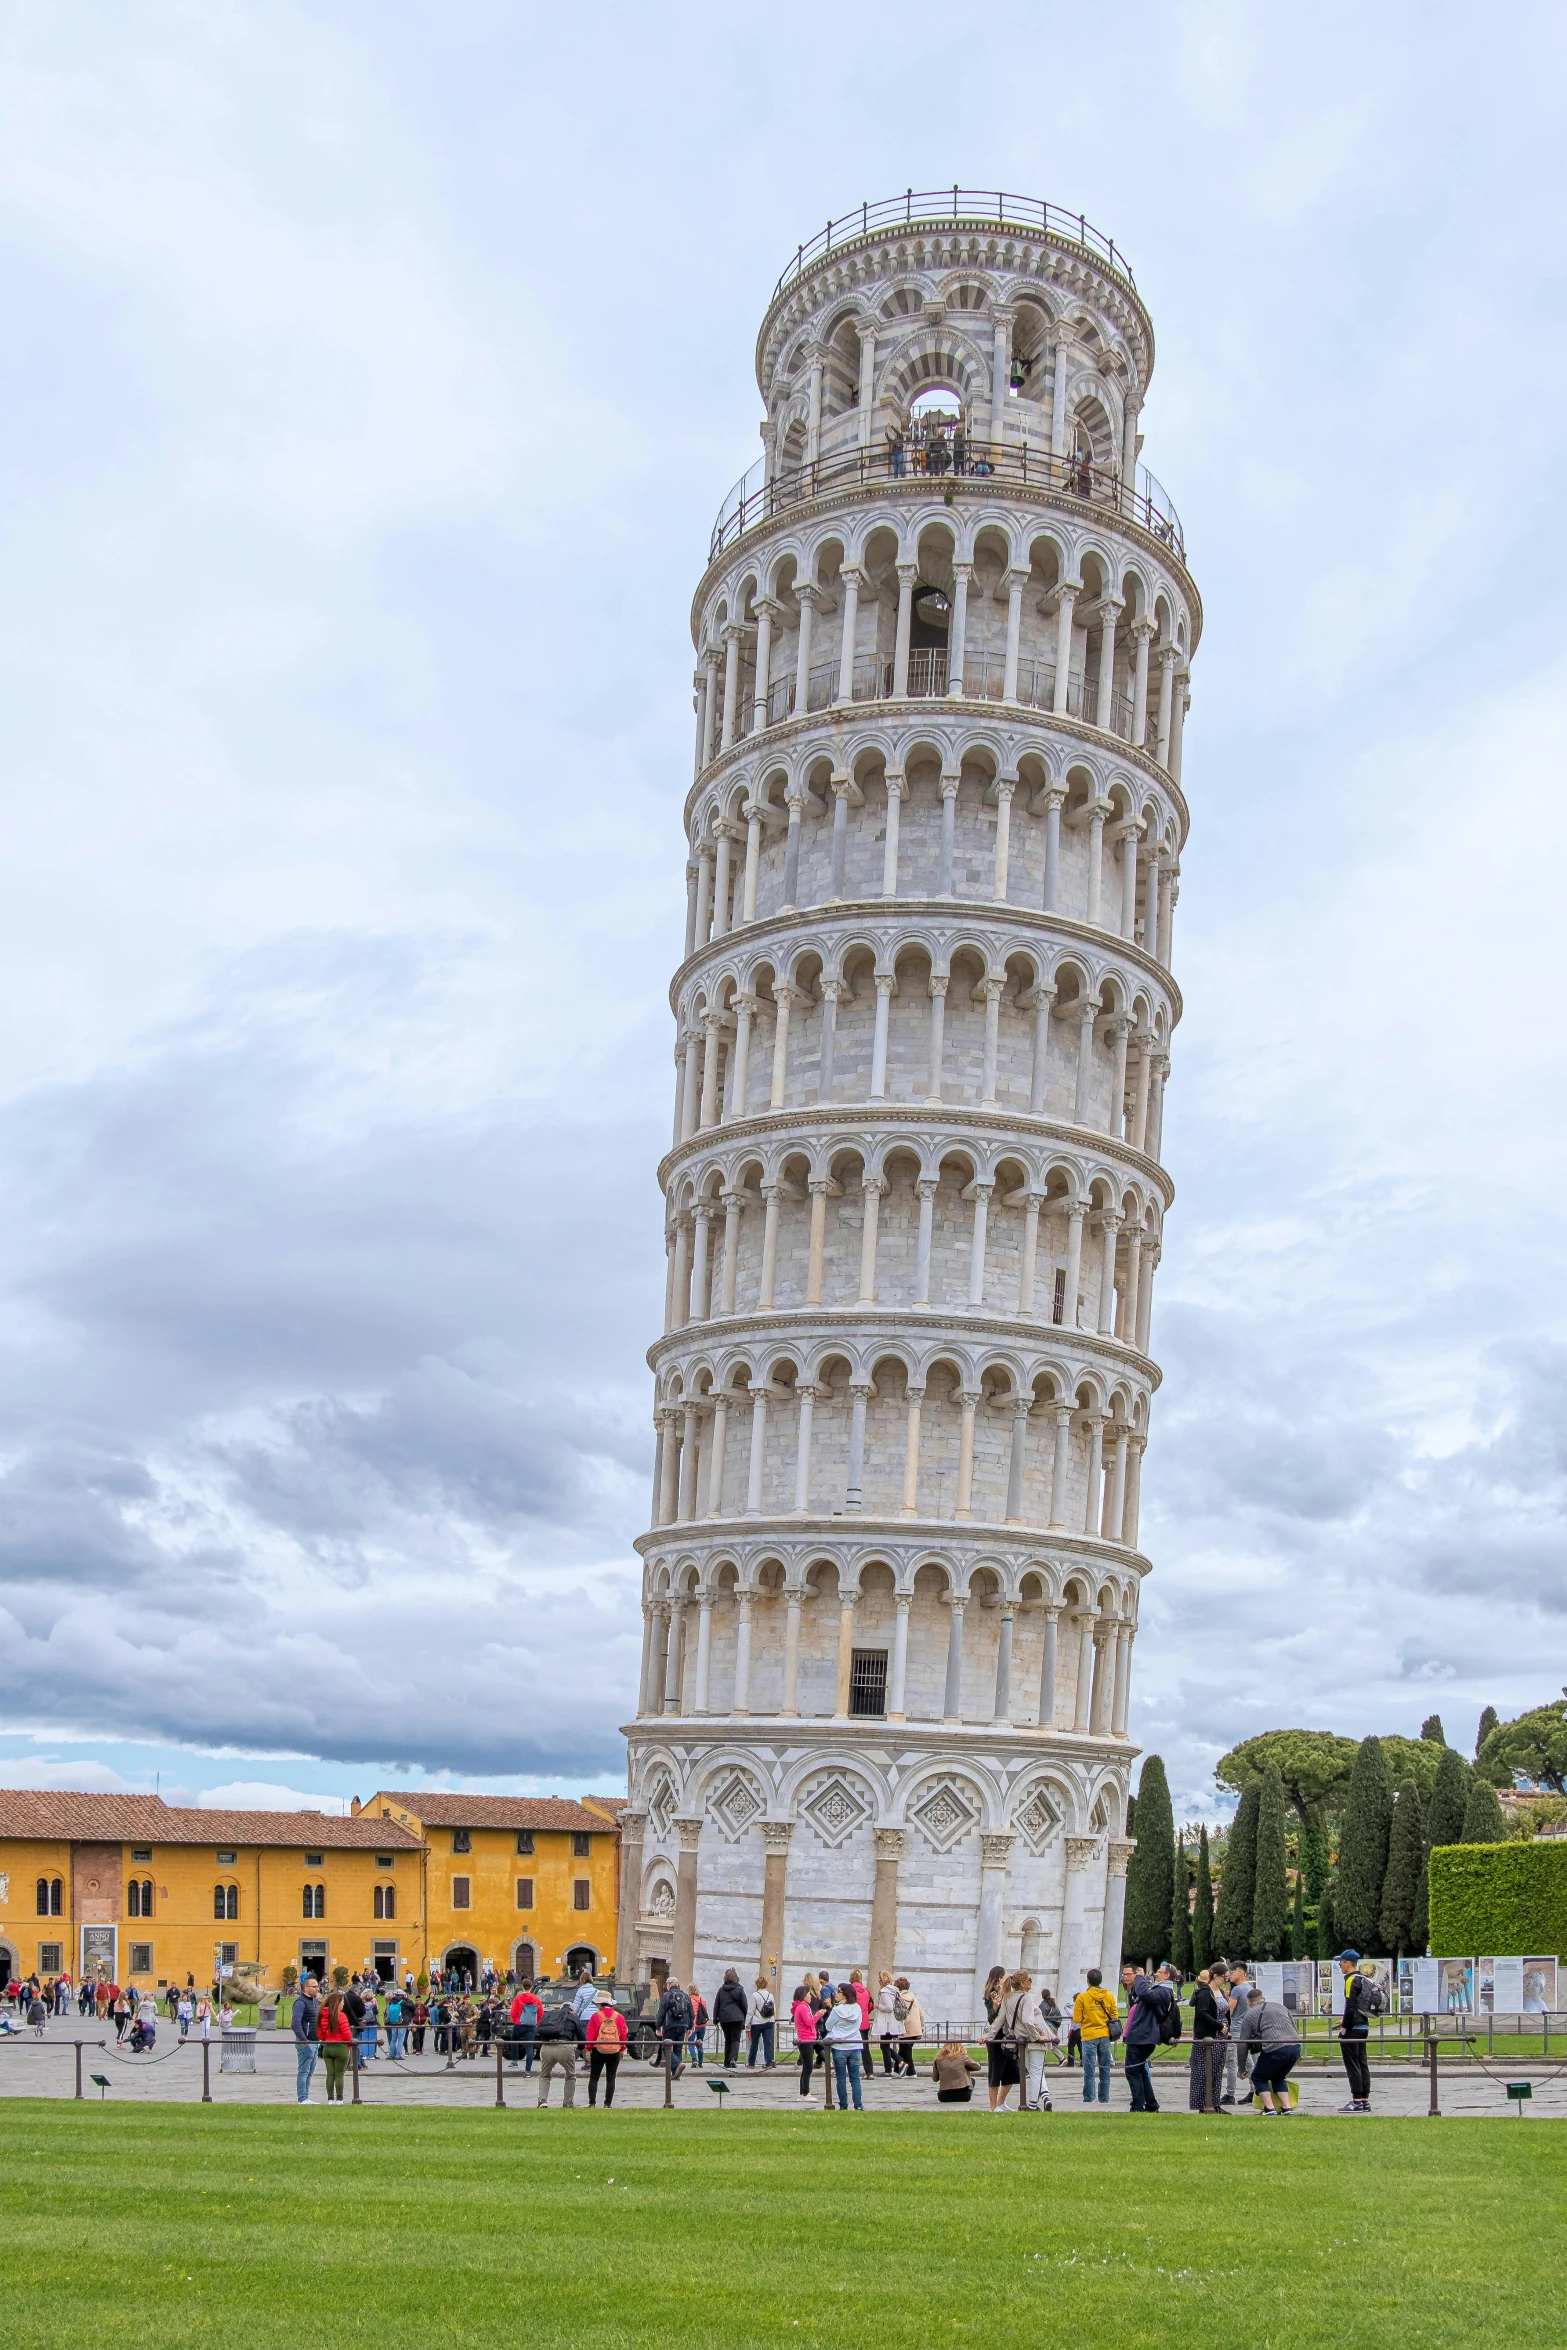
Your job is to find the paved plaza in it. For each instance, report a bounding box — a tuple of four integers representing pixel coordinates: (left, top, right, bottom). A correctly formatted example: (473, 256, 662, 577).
(4, 2024, 1562, 2118)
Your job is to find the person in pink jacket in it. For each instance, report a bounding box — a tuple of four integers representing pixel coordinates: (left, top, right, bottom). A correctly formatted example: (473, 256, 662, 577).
(791, 1985, 820, 2099)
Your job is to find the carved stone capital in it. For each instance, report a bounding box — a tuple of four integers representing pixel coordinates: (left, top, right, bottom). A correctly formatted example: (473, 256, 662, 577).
(873, 1828, 906, 1862)
(979, 1832, 1015, 1869)
(675, 1816, 704, 1852)
(1107, 1838, 1137, 1878)
(1064, 1835, 1099, 1870)
(761, 1820, 794, 1856)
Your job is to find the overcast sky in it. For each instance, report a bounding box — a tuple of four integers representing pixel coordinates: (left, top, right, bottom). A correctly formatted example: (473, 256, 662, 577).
(0, 2, 1563, 1821)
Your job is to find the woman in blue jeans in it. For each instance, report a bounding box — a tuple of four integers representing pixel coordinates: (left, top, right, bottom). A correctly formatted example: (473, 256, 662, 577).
(825, 1986, 866, 2110)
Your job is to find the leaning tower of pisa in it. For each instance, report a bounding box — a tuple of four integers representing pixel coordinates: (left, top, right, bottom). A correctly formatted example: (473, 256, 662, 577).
(618, 192, 1197, 2021)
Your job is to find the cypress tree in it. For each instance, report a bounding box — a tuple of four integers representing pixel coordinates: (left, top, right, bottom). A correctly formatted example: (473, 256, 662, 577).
(1475, 1705, 1499, 1759)
(1334, 1735, 1394, 1952)
(1409, 1850, 1429, 1955)
(1121, 1756, 1175, 1965)
(1315, 1872, 1337, 1961)
(1461, 1776, 1506, 1843)
(1420, 1714, 1446, 1745)
(1169, 1833, 1192, 1979)
(1427, 1746, 1470, 1849)
(1191, 1826, 1215, 1973)
(1379, 1781, 1425, 1955)
(1300, 1817, 1328, 1902)
(1125, 1793, 1137, 1839)
(1213, 1783, 1260, 1959)
(1250, 1768, 1289, 1961)
(1289, 1871, 1309, 1959)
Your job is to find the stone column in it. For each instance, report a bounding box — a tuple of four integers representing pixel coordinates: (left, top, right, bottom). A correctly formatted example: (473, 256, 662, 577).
(719, 623, 743, 753)
(835, 565, 862, 705)
(942, 1594, 967, 1721)
(845, 1381, 872, 1512)
(926, 978, 948, 1103)
(827, 779, 851, 903)
(856, 321, 877, 447)
(1111, 1620, 1133, 1736)
(1130, 617, 1154, 747)
(1072, 1609, 1096, 1730)
(1104, 1423, 1130, 1542)
(816, 979, 843, 1098)
(793, 583, 818, 715)
(832, 1584, 858, 1715)
(805, 1179, 831, 1304)
(615, 1809, 647, 1981)
(705, 1395, 730, 1518)
(979, 979, 1003, 1106)
(1052, 1400, 1080, 1532)
(769, 984, 794, 1107)
(1042, 785, 1065, 910)
(913, 1180, 937, 1304)
(1081, 1415, 1105, 1541)
(975, 1834, 1015, 2014)
(1018, 1190, 1043, 1317)
(1050, 334, 1071, 454)
(857, 1181, 885, 1306)
(804, 352, 823, 463)
(741, 803, 762, 922)
(751, 598, 777, 731)
(992, 780, 1015, 902)
(892, 564, 916, 697)
(1051, 583, 1078, 715)
(1073, 1000, 1097, 1124)
(1096, 1212, 1122, 1335)
(1094, 599, 1122, 732)
(671, 1817, 702, 1985)
(663, 1598, 686, 1713)
(1027, 987, 1054, 1115)
(1088, 1621, 1113, 1732)
(780, 1592, 803, 1715)
(954, 1392, 978, 1518)
(693, 1593, 715, 1712)
(1124, 1434, 1147, 1546)
(689, 1201, 713, 1321)
(698, 1014, 724, 1128)
(719, 1190, 744, 1314)
(744, 1389, 768, 1516)
(759, 1820, 792, 1995)
(733, 1592, 754, 1716)
(1170, 671, 1189, 785)
(681, 1028, 702, 1141)
(726, 1000, 753, 1125)
(792, 1384, 816, 1513)
(657, 1412, 680, 1526)
(888, 1595, 911, 1718)
(869, 1829, 904, 1979)
(1002, 568, 1027, 701)
(947, 562, 970, 696)
(757, 1183, 782, 1309)
(989, 310, 1011, 445)
(683, 859, 699, 960)
(700, 647, 719, 767)
(1004, 1398, 1030, 1523)
(1115, 822, 1139, 943)
(1155, 645, 1176, 768)
(881, 768, 904, 895)
(712, 823, 733, 941)
(1062, 1201, 1087, 1327)
(1099, 1838, 1135, 1975)
(636, 1602, 656, 1714)
(1059, 1835, 1097, 1994)
(677, 1403, 699, 1520)
(869, 977, 894, 1099)
(900, 1387, 923, 1517)
(937, 772, 959, 895)
(781, 793, 804, 908)
(966, 1180, 993, 1307)
(1036, 1604, 1061, 1726)
(1085, 799, 1108, 927)
(993, 1606, 1016, 1720)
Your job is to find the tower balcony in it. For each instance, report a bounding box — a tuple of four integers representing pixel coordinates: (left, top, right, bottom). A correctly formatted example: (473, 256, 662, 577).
(751, 649, 1135, 738)
(710, 439, 1183, 567)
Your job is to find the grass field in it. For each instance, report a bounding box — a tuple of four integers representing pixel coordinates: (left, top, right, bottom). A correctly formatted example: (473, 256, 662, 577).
(2, 2101, 1560, 2350)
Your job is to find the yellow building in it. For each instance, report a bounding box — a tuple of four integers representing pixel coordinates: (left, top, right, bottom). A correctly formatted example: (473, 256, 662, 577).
(0, 1793, 424, 1993)
(358, 1792, 619, 1985)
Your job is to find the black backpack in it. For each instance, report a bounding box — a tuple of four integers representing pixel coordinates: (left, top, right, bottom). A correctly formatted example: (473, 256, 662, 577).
(661, 1988, 693, 2036)
(1159, 1991, 1183, 2044)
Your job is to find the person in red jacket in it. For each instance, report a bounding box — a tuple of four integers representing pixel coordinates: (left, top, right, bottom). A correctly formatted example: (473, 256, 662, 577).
(586, 1992, 627, 2107)
(508, 1983, 543, 2075)
(317, 1990, 355, 2102)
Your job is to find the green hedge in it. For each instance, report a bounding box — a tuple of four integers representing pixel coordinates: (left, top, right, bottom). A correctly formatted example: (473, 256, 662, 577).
(1428, 1841, 1567, 1957)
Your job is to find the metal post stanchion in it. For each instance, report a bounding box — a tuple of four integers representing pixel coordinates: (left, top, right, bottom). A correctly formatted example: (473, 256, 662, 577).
(495, 2044, 506, 2107)
(351, 2036, 362, 2105)
(202, 2038, 212, 2103)
(74, 2042, 83, 2100)
(1426, 2033, 1441, 2117)
(662, 2040, 673, 2108)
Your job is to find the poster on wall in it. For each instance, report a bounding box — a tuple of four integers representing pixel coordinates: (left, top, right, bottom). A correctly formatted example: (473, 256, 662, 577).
(1326, 1957, 1392, 2015)
(1254, 1962, 1314, 2013)
(1397, 1957, 1440, 2013)
(79, 1925, 116, 1980)
(1480, 1957, 1557, 2014)
(1437, 1958, 1474, 2013)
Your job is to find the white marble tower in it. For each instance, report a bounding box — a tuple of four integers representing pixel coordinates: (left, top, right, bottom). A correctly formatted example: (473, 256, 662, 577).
(619, 191, 1197, 2021)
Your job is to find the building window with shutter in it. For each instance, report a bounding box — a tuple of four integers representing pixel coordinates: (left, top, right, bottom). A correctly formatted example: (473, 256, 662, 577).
(451, 1876, 471, 1910)
(38, 1942, 62, 1974)
(128, 1943, 153, 1975)
(516, 1831, 534, 1855)
(452, 1829, 472, 1854)
(572, 1832, 591, 1858)
(516, 1878, 534, 1910)
(573, 1880, 591, 1912)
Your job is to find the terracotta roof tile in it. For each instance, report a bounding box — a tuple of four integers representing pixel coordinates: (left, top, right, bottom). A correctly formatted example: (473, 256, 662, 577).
(370, 1790, 611, 1833)
(0, 1793, 420, 1849)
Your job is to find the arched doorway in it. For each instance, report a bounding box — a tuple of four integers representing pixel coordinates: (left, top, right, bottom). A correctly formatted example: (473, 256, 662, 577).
(512, 1939, 538, 1985)
(0, 1944, 15, 1990)
(564, 1944, 600, 1980)
(442, 1944, 479, 1990)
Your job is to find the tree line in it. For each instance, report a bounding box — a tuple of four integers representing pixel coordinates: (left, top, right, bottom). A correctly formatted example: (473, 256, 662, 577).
(1118, 1698, 1566, 1969)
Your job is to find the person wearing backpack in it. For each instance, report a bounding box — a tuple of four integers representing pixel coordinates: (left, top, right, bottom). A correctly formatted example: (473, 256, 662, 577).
(535, 1995, 582, 2107)
(586, 1991, 628, 2106)
(713, 1969, 749, 2068)
(654, 1974, 693, 2078)
(1123, 1964, 1177, 2112)
(746, 1974, 777, 2067)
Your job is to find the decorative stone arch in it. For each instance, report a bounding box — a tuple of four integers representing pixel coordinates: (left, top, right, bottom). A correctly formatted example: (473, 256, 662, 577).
(895, 1755, 1006, 1840)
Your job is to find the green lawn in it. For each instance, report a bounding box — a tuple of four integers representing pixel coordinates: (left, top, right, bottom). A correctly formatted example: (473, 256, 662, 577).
(2, 2101, 1560, 2349)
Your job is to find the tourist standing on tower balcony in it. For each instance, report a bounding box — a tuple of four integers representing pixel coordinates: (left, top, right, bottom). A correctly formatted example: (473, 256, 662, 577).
(825, 1985, 866, 2111)
(1072, 1970, 1119, 2105)
(885, 424, 905, 478)
(746, 1975, 776, 2068)
(713, 1969, 748, 2069)
(791, 1984, 820, 2098)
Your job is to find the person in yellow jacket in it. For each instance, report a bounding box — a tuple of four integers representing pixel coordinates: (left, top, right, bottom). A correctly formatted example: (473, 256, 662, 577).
(1072, 1968, 1120, 2105)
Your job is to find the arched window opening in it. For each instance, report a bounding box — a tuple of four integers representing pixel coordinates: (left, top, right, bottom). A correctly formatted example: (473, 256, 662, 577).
(36, 1877, 62, 1917)
(127, 1879, 153, 1918)
(302, 1883, 325, 1920)
(373, 1885, 396, 1921)
(214, 1883, 239, 1922)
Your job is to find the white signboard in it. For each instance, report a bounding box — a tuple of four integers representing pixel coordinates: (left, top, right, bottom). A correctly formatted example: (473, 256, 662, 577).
(1327, 1957, 1392, 2015)
(1253, 1962, 1313, 2013)
(1398, 1957, 1440, 2013)
(1480, 1956, 1557, 2014)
